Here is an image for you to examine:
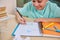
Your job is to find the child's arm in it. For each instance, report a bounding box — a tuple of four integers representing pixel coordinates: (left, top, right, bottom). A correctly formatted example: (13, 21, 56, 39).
(16, 11, 26, 24)
(34, 18, 60, 22)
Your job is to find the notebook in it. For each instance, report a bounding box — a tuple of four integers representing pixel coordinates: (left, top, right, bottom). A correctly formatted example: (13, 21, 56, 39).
(12, 22, 43, 36)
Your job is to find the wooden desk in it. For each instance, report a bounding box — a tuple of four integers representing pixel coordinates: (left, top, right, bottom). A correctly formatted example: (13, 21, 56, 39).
(0, 15, 60, 40)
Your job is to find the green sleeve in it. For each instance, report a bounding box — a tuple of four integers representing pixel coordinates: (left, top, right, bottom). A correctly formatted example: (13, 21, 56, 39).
(53, 4, 60, 18)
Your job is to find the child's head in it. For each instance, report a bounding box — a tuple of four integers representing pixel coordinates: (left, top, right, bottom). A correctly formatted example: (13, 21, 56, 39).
(32, 0, 48, 10)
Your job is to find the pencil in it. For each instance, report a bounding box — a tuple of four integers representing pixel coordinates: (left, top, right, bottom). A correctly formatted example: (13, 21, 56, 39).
(43, 23, 54, 30)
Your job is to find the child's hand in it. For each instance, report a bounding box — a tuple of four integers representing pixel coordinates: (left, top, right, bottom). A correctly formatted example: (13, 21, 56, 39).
(34, 18, 47, 22)
(16, 11, 26, 24)
(34, 18, 42, 22)
(17, 17, 26, 24)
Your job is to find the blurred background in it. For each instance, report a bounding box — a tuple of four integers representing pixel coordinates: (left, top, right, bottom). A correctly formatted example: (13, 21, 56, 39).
(17, 0, 31, 7)
(0, 0, 16, 14)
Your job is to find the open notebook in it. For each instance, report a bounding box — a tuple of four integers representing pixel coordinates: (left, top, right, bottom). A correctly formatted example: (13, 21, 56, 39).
(12, 22, 42, 36)
(12, 22, 60, 37)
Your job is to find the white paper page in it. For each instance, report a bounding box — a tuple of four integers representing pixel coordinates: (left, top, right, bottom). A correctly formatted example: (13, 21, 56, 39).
(14, 22, 42, 36)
